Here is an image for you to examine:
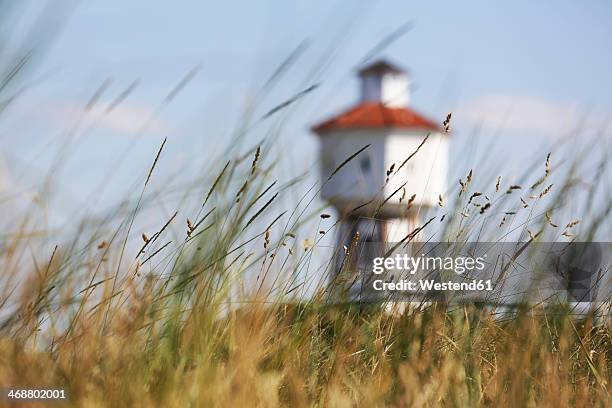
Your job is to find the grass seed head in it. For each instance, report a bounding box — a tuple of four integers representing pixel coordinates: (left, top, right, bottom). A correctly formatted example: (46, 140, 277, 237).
(186, 218, 195, 237)
(539, 184, 553, 198)
(407, 194, 416, 210)
(251, 146, 261, 175)
(468, 192, 482, 204)
(506, 185, 522, 194)
(565, 220, 581, 228)
(443, 112, 452, 132)
(479, 202, 491, 214)
(264, 229, 270, 249)
(545, 211, 558, 228)
(528, 229, 541, 241)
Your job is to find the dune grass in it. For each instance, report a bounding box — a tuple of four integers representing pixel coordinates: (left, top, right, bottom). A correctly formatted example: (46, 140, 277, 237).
(0, 132, 610, 407)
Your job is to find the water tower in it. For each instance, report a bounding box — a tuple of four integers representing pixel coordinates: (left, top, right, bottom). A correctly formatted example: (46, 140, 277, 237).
(312, 59, 449, 277)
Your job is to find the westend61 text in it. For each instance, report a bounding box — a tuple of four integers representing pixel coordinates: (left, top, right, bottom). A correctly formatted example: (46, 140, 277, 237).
(372, 279, 493, 292)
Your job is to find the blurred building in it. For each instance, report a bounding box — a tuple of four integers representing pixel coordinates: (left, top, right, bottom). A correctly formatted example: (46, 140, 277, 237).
(312, 59, 449, 289)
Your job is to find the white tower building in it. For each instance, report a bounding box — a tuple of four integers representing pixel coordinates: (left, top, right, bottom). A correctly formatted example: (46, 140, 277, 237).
(312, 60, 449, 276)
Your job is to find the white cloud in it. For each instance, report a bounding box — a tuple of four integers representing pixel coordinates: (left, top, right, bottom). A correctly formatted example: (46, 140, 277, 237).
(12, 99, 171, 136)
(97, 106, 166, 134)
(56, 102, 170, 135)
(455, 94, 612, 139)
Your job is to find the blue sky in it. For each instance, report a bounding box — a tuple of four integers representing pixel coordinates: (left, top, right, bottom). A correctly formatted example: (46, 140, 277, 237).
(1, 0, 611, 228)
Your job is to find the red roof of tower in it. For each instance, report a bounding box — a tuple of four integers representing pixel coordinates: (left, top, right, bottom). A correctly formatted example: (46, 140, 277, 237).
(312, 102, 440, 134)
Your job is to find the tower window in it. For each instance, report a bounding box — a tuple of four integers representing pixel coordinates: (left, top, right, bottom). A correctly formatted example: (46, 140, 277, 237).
(360, 156, 371, 173)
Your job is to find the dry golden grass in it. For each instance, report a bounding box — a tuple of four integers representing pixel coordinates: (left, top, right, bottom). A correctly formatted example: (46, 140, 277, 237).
(0, 138, 610, 407)
(0, 301, 610, 406)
